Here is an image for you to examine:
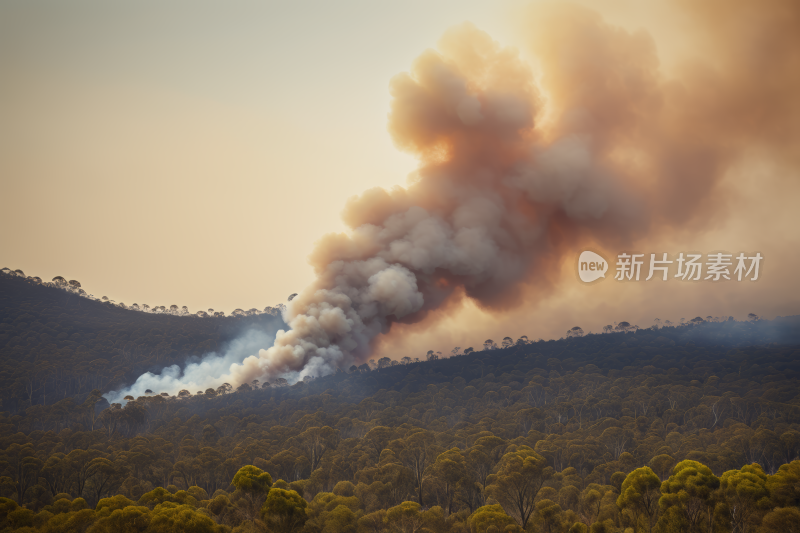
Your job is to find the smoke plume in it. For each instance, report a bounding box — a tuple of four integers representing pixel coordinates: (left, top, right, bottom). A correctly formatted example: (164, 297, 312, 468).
(106, 328, 281, 404)
(118, 1, 800, 395)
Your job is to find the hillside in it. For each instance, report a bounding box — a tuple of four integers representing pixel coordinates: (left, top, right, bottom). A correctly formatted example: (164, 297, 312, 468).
(0, 273, 287, 412)
(1, 271, 800, 532)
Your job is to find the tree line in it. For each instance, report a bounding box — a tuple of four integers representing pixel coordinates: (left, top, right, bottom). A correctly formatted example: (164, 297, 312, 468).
(0, 273, 287, 412)
(0, 319, 799, 531)
(1, 267, 287, 319)
(1, 451, 798, 533)
(2, 266, 800, 532)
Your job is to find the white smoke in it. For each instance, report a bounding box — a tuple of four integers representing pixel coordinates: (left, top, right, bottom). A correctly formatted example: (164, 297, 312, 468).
(104, 328, 279, 403)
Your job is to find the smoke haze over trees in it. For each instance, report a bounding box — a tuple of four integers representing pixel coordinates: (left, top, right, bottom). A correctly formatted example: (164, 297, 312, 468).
(2, 1, 800, 531)
(1, 272, 800, 532)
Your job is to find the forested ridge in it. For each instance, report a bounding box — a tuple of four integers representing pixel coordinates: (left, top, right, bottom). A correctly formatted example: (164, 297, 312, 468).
(0, 273, 287, 412)
(2, 273, 800, 532)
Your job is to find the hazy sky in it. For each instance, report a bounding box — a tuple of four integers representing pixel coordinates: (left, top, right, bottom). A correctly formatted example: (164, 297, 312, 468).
(1, 0, 517, 308)
(2, 0, 798, 358)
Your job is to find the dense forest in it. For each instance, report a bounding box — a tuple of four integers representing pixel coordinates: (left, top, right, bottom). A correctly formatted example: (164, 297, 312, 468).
(1, 271, 800, 532)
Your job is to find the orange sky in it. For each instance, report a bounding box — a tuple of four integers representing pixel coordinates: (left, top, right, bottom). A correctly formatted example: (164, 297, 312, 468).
(2, 0, 798, 359)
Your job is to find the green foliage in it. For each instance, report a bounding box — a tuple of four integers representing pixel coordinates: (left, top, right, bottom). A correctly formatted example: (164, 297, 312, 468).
(384, 501, 444, 533)
(658, 460, 719, 533)
(147, 502, 220, 533)
(767, 460, 800, 507)
(88, 505, 150, 533)
(0, 496, 20, 529)
(306, 497, 359, 533)
(718, 463, 770, 532)
(232, 466, 272, 495)
(186, 486, 209, 501)
(761, 507, 800, 533)
(206, 494, 231, 517)
(95, 495, 136, 515)
(617, 467, 660, 533)
(610, 472, 626, 493)
(261, 488, 307, 533)
(138, 487, 198, 509)
(534, 499, 564, 533)
(487, 446, 551, 528)
(589, 520, 615, 533)
(40, 508, 97, 533)
(568, 522, 588, 533)
(8, 507, 35, 529)
(1, 275, 800, 532)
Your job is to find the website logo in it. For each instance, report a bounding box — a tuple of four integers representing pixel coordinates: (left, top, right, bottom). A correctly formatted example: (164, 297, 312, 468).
(579, 251, 608, 283)
(578, 251, 763, 283)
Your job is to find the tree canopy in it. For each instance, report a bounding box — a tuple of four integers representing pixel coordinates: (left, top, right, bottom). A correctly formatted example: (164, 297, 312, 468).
(1, 269, 800, 532)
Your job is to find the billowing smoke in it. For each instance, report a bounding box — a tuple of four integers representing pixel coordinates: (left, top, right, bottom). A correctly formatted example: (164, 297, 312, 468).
(117, 1, 800, 395)
(105, 328, 280, 404)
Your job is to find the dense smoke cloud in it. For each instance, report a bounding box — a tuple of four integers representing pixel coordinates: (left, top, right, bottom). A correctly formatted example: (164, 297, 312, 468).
(120, 1, 800, 393)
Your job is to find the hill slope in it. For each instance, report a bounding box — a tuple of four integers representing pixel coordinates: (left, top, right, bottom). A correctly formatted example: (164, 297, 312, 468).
(0, 273, 286, 411)
(1, 271, 800, 531)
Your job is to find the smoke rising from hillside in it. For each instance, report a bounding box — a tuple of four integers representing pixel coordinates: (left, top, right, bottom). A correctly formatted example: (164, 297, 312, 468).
(114, 1, 800, 396)
(106, 328, 280, 404)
